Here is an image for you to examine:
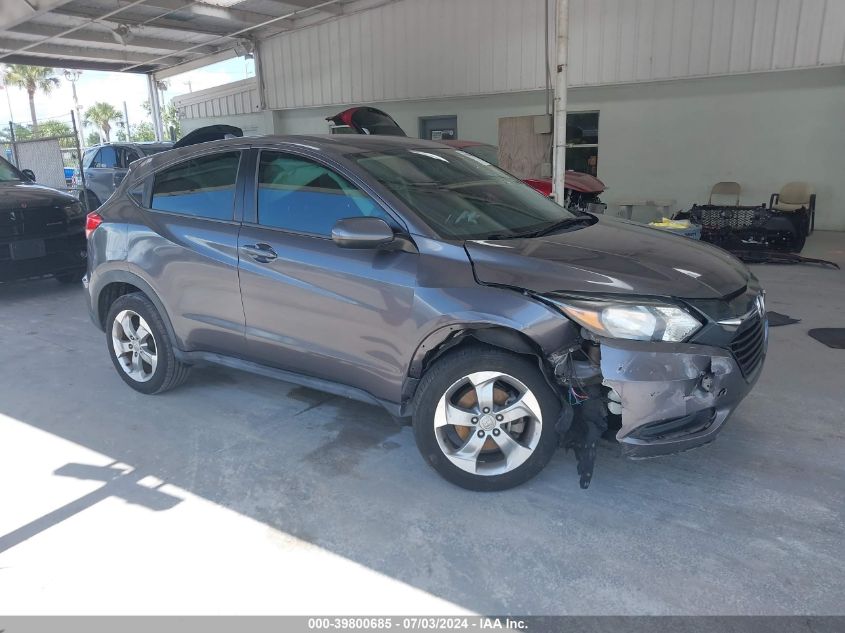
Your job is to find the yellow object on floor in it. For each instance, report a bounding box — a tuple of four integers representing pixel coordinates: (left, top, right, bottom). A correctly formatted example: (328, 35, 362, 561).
(649, 217, 691, 229)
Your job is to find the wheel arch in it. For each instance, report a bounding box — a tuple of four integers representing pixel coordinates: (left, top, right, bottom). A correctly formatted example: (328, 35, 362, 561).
(402, 323, 561, 416)
(93, 270, 180, 349)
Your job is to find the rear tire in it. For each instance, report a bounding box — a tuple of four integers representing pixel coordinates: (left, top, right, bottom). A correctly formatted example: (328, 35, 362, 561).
(413, 346, 560, 491)
(105, 293, 190, 395)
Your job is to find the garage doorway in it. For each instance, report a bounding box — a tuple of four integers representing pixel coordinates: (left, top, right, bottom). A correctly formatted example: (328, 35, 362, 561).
(419, 115, 457, 141)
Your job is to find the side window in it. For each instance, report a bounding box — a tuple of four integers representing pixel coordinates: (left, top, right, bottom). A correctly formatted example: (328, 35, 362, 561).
(83, 149, 98, 169)
(122, 148, 141, 167)
(257, 152, 391, 235)
(93, 146, 117, 168)
(150, 151, 240, 221)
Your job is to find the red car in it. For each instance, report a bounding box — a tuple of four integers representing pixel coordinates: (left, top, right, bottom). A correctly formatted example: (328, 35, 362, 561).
(327, 107, 606, 210)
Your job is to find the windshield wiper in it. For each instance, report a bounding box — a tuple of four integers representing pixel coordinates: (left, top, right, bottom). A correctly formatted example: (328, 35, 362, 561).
(519, 216, 595, 238)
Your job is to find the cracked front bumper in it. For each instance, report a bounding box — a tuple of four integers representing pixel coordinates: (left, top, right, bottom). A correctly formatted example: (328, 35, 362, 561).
(599, 330, 767, 458)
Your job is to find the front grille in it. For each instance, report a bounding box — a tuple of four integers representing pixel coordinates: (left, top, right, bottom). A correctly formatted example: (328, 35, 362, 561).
(0, 207, 68, 238)
(730, 313, 766, 378)
(22, 207, 68, 236)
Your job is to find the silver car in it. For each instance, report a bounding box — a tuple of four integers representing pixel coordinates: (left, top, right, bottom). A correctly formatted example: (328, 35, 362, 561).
(75, 142, 172, 209)
(84, 133, 767, 491)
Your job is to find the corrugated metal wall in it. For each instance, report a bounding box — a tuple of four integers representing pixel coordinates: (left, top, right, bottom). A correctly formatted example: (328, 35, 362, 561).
(569, 0, 845, 86)
(260, 0, 845, 110)
(173, 78, 261, 119)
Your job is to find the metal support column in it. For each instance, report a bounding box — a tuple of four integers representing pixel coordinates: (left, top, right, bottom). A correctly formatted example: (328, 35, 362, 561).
(147, 73, 164, 142)
(553, 0, 569, 206)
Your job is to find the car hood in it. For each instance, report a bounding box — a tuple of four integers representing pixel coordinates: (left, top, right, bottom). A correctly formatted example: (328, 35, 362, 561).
(464, 216, 750, 299)
(0, 181, 77, 210)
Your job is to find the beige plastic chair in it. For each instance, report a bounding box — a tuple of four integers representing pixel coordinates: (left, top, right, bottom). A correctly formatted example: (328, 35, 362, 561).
(708, 181, 741, 206)
(770, 182, 816, 233)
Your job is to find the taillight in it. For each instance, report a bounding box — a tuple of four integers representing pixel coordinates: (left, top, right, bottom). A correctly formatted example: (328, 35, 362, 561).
(85, 211, 103, 239)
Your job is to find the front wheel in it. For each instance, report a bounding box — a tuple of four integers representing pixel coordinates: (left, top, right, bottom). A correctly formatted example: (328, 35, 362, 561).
(413, 347, 560, 491)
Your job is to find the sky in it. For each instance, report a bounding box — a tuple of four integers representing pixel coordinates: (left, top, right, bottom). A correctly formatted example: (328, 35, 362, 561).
(1, 56, 254, 130)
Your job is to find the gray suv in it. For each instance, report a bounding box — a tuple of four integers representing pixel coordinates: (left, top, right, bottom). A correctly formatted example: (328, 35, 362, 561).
(76, 142, 172, 209)
(84, 135, 767, 490)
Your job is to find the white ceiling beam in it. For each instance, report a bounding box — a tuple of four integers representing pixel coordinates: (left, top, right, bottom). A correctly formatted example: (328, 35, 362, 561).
(53, 6, 240, 39)
(120, 0, 345, 72)
(4, 22, 219, 54)
(263, 0, 344, 16)
(0, 0, 155, 63)
(0, 40, 187, 65)
(153, 47, 237, 80)
(0, 0, 76, 31)
(137, 0, 278, 26)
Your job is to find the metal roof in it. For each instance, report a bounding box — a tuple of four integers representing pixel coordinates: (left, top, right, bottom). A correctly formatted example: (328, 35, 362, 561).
(0, 0, 353, 75)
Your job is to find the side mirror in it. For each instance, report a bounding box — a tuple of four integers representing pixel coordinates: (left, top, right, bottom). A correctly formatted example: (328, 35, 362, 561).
(21, 169, 35, 181)
(332, 217, 395, 249)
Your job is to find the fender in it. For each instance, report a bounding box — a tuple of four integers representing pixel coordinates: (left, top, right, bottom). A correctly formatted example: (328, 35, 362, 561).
(90, 268, 181, 350)
(400, 316, 579, 416)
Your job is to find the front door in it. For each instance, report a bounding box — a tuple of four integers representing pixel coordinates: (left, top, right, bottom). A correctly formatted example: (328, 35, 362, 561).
(237, 149, 418, 402)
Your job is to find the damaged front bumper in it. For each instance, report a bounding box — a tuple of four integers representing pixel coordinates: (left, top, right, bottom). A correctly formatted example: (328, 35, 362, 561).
(599, 334, 766, 458)
(550, 314, 767, 487)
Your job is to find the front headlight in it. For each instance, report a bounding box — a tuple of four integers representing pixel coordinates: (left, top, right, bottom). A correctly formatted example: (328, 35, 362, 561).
(545, 297, 703, 342)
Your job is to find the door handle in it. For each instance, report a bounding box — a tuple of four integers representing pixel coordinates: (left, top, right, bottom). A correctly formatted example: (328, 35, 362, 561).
(241, 243, 278, 263)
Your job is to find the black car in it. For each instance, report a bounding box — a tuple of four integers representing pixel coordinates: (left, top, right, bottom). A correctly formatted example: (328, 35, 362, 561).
(0, 157, 87, 284)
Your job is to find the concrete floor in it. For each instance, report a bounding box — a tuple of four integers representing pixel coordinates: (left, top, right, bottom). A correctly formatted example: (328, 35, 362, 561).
(0, 232, 843, 615)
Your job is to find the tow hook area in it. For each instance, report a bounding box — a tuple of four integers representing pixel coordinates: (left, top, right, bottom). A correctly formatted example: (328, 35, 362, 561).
(548, 339, 610, 489)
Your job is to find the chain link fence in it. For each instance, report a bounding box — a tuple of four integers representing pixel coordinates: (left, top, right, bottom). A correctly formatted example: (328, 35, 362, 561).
(2, 111, 87, 205)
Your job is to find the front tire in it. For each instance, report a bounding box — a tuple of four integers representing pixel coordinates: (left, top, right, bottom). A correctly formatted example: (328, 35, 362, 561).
(413, 346, 560, 491)
(105, 293, 190, 394)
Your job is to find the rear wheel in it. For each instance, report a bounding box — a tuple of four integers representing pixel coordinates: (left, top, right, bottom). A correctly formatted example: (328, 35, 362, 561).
(105, 293, 190, 394)
(413, 347, 560, 491)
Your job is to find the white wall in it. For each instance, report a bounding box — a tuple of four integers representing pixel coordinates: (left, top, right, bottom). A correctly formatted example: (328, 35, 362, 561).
(273, 66, 845, 230)
(259, 0, 845, 109)
(572, 66, 845, 231)
(180, 110, 274, 137)
(272, 91, 549, 141)
(174, 78, 261, 120)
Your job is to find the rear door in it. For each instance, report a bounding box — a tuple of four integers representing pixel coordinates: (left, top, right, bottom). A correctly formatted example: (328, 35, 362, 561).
(236, 148, 418, 401)
(85, 146, 119, 202)
(129, 147, 248, 355)
(112, 146, 139, 191)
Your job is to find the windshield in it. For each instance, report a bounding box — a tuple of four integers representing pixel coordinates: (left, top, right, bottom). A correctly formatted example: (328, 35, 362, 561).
(0, 157, 23, 182)
(460, 144, 500, 166)
(354, 148, 578, 240)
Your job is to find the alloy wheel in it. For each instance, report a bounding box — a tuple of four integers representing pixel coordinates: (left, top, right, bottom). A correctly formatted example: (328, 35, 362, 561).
(111, 309, 158, 383)
(433, 371, 543, 476)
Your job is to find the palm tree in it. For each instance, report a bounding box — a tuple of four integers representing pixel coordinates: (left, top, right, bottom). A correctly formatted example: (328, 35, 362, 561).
(1, 64, 60, 132)
(84, 102, 123, 143)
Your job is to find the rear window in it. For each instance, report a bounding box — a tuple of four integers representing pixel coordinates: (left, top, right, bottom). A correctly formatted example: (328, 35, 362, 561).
(150, 151, 240, 221)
